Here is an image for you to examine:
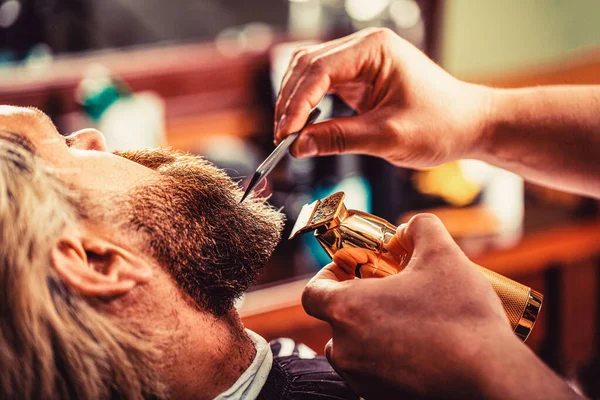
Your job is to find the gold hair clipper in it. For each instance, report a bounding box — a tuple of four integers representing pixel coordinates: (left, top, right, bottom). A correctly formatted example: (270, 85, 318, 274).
(290, 192, 543, 342)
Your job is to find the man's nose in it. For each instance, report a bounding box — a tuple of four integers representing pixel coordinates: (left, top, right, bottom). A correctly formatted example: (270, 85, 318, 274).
(67, 129, 107, 151)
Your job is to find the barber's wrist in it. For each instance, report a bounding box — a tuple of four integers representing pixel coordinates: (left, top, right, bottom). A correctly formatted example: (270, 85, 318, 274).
(472, 86, 538, 167)
(467, 84, 501, 161)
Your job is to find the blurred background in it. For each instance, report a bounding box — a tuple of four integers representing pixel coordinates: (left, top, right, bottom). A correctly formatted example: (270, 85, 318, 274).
(1, 0, 600, 397)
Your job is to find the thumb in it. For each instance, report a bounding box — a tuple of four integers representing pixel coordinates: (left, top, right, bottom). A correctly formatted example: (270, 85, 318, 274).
(302, 263, 355, 322)
(290, 113, 391, 158)
(396, 214, 460, 264)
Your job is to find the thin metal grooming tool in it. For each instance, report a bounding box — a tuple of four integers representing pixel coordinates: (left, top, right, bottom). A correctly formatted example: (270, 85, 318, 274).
(240, 108, 321, 202)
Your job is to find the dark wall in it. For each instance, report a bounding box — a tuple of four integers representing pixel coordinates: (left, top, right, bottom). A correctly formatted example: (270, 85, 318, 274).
(0, 0, 288, 58)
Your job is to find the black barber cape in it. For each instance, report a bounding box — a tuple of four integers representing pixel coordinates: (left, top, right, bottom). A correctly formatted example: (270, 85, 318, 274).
(258, 339, 359, 400)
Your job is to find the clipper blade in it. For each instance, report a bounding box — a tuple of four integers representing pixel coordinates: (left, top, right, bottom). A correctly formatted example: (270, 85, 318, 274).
(289, 192, 347, 239)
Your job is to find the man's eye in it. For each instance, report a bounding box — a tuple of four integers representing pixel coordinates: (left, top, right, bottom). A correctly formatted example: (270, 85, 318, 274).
(65, 136, 75, 147)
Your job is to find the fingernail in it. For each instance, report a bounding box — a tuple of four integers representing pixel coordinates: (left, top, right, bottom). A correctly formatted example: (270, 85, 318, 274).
(300, 136, 318, 157)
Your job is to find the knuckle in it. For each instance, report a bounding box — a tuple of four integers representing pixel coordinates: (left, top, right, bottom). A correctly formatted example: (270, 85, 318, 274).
(291, 48, 304, 59)
(361, 26, 382, 36)
(407, 213, 441, 233)
(301, 282, 348, 323)
(293, 45, 312, 57)
(284, 102, 304, 122)
(369, 27, 395, 43)
(285, 97, 315, 124)
(381, 116, 402, 137)
(291, 50, 305, 67)
(379, 118, 405, 152)
(406, 213, 458, 260)
(328, 122, 347, 154)
(308, 56, 326, 74)
(297, 53, 312, 68)
(301, 284, 317, 314)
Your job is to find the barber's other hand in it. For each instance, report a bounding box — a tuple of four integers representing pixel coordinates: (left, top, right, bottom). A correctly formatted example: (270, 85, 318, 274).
(302, 214, 525, 399)
(274, 28, 491, 168)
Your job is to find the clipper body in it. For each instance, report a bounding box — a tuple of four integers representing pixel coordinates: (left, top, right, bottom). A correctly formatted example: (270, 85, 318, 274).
(291, 192, 543, 342)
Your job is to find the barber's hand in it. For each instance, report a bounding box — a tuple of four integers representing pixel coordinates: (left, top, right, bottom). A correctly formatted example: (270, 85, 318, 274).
(302, 214, 523, 399)
(274, 28, 491, 168)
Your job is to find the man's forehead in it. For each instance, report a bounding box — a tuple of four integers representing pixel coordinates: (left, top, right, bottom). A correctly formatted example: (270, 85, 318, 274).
(0, 106, 57, 138)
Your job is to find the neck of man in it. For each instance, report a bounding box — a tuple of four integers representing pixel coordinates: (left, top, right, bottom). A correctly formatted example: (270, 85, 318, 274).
(164, 307, 257, 400)
(134, 266, 258, 400)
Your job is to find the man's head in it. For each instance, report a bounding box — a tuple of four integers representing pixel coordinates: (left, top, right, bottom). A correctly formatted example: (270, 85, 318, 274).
(0, 106, 284, 398)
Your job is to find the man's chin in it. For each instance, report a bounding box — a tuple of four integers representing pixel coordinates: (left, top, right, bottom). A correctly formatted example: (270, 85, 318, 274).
(114, 147, 285, 316)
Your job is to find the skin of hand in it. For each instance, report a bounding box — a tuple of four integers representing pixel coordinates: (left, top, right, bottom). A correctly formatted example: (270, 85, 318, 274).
(274, 28, 491, 168)
(274, 28, 600, 197)
(302, 214, 581, 400)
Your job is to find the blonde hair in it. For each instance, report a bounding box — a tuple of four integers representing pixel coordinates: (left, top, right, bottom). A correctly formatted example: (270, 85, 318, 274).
(0, 135, 164, 399)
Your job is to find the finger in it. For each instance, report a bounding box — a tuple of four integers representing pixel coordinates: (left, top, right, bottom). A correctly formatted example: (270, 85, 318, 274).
(323, 339, 362, 397)
(277, 33, 383, 139)
(396, 213, 458, 262)
(275, 35, 365, 141)
(324, 338, 352, 387)
(274, 29, 380, 138)
(384, 223, 410, 255)
(276, 41, 354, 136)
(275, 48, 313, 134)
(333, 247, 377, 275)
(289, 113, 394, 158)
(302, 263, 355, 322)
(324, 338, 333, 363)
(276, 43, 337, 122)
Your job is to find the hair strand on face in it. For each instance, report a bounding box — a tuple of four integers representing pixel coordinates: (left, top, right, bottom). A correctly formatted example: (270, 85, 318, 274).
(0, 136, 165, 400)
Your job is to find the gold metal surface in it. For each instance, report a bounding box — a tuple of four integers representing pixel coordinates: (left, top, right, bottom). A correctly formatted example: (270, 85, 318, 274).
(514, 289, 543, 341)
(292, 191, 544, 342)
(289, 192, 347, 239)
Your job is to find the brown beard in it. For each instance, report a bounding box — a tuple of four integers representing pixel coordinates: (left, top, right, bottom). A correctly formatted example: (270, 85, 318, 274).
(113, 148, 285, 316)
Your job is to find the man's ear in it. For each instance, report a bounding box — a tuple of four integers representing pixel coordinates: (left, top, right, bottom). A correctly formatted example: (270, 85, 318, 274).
(51, 228, 152, 297)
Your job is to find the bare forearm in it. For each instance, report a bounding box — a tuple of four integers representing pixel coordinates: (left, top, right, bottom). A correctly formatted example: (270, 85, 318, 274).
(473, 337, 583, 400)
(477, 86, 600, 198)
